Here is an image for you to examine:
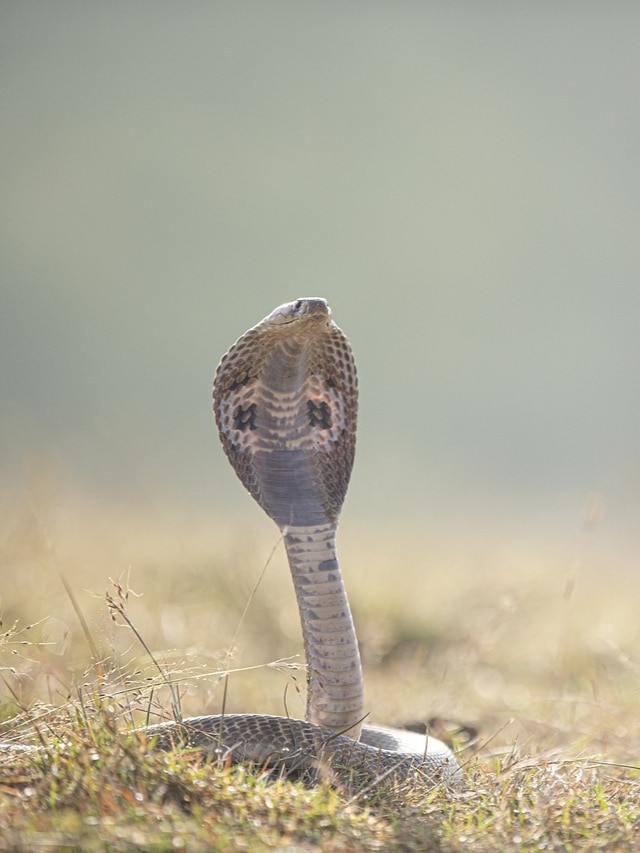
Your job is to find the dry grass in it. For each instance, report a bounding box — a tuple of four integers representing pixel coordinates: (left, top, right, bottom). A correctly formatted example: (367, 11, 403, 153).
(1, 497, 640, 850)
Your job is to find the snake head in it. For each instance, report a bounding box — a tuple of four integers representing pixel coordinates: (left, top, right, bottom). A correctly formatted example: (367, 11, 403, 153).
(263, 297, 332, 327)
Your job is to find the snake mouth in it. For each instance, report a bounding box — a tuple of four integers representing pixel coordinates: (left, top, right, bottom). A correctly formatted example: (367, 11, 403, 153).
(266, 297, 331, 326)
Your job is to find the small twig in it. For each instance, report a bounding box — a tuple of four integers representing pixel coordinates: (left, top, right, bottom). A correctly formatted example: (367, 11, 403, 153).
(59, 574, 101, 670)
(229, 532, 284, 653)
(105, 578, 182, 723)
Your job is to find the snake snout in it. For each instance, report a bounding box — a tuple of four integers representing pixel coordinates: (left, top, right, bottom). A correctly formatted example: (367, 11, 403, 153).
(296, 297, 331, 319)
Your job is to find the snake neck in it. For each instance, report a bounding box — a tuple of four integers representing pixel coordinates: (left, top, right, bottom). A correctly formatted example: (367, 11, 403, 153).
(284, 523, 364, 739)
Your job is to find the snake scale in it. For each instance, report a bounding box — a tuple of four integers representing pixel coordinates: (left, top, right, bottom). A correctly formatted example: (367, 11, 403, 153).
(6, 298, 462, 790)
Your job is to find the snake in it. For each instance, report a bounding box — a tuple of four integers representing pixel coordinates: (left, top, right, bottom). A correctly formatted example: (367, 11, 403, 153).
(5, 298, 461, 790)
(146, 297, 460, 788)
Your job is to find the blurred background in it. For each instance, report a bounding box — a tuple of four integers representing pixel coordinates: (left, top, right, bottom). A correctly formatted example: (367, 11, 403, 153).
(2, 3, 640, 576)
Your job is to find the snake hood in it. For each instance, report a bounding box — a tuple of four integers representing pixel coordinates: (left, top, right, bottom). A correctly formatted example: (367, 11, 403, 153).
(213, 297, 358, 527)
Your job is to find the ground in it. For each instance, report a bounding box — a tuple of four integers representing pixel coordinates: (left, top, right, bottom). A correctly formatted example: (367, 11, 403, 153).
(1, 500, 639, 850)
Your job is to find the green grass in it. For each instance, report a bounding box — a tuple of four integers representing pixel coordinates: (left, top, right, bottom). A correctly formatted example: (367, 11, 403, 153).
(1, 500, 640, 850)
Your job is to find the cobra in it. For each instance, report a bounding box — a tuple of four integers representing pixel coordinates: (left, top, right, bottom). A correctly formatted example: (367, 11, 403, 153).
(167, 297, 461, 787)
(6, 298, 462, 789)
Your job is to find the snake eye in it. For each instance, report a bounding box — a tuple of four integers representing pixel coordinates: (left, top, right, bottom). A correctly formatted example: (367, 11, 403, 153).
(294, 299, 304, 312)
